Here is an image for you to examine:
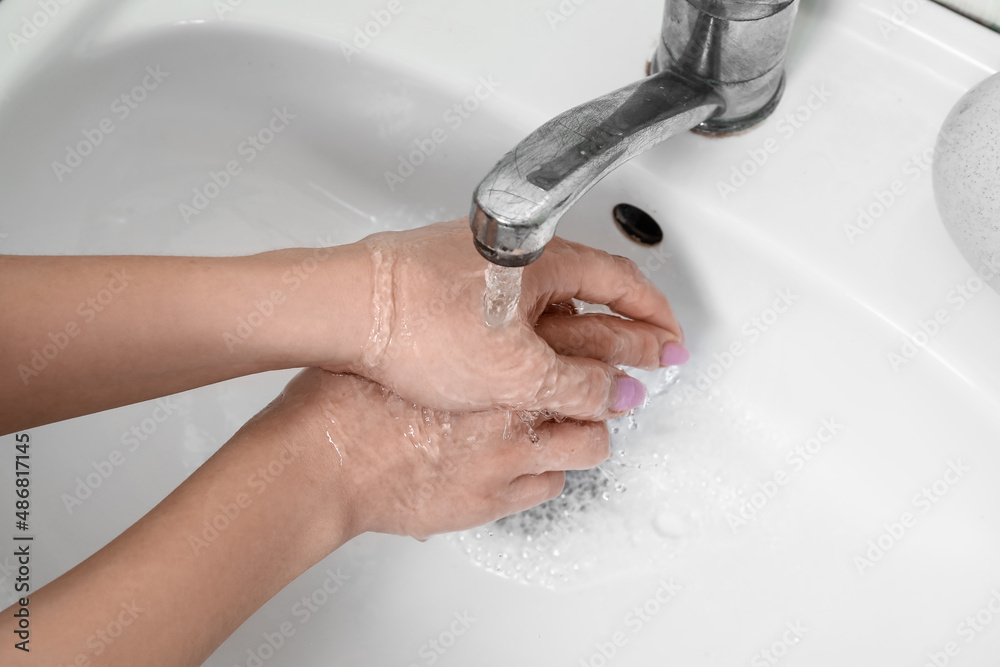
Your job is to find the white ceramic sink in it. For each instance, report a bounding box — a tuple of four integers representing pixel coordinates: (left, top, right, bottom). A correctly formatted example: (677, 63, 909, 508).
(2, 0, 1000, 665)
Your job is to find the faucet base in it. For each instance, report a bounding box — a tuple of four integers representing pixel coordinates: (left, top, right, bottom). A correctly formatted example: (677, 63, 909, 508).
(650, 0, 798, 137)
(691, 74, 786, 137)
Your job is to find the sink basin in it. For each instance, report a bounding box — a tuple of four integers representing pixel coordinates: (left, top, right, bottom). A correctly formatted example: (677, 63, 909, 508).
(2, 0, 1000, 665)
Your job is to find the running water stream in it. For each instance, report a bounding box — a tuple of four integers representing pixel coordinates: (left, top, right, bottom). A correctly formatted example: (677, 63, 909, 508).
(483, 264, 523, 328)
(471, 263, 774, 588)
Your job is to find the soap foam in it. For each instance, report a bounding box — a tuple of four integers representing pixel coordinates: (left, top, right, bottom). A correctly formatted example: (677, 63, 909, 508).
(444, 362, 778, 588)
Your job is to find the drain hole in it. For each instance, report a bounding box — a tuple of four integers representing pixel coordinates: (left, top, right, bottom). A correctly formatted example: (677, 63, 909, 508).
(613, 204, 663, 246)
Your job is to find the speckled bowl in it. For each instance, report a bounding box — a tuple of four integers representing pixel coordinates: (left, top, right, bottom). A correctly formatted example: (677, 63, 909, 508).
(934, 72, 1000, 284)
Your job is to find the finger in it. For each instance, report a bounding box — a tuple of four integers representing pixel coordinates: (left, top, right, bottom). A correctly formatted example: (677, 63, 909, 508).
(535, 313, 689, 370)
(522, 341, 646, 420)
(503, 471, 566, 515)
(523, 420, 611, 474)
(530, 238, 683, 341)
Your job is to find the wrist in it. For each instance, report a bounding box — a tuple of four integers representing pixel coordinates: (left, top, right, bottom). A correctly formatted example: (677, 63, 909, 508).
(241, 243, 373, 371)
(226, 413, 356, 567)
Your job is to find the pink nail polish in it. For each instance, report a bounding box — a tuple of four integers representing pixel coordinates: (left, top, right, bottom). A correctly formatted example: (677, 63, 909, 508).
(661, 342, 690, 367)
(613, 377, 646, 413)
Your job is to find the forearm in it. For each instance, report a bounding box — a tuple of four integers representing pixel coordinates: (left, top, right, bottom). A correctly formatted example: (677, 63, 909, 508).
(0, 247, 370, 434)
(1, 412, 351, 666)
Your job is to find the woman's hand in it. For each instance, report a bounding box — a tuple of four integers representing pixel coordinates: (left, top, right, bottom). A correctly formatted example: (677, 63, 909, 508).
(266, 368, 610, 541)
(5, 368, 609, 667)
(329, 219, 686, 421)
(0, 219, 685, 434)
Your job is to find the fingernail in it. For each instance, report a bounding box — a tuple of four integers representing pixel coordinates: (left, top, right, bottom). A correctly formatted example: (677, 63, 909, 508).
(613, 376, 646, 413)
(661, 342, 690, 367)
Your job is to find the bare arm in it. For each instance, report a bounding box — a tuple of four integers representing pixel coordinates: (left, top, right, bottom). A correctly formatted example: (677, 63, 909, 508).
(0, 219, 687, 664)
(0, 218, 685, 435)
(1, 369, 608, 666)
(0, 247, 371, 434)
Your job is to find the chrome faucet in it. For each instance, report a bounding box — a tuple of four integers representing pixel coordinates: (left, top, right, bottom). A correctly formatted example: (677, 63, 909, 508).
(470, 0, 799, 266)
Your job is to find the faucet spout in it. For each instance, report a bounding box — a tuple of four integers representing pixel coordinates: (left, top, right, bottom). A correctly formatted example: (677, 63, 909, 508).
(471, 70, 723, 267)
(470, 0, 799, 267)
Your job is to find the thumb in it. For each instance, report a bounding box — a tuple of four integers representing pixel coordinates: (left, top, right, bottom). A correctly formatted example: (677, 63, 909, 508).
(528, 352, 646, 421)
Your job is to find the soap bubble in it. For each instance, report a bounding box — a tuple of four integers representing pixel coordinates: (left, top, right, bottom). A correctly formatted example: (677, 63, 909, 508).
(444, 361, 778, 588)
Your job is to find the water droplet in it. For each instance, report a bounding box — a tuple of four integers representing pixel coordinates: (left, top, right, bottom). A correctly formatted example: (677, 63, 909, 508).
(441, 360, 774, 589)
